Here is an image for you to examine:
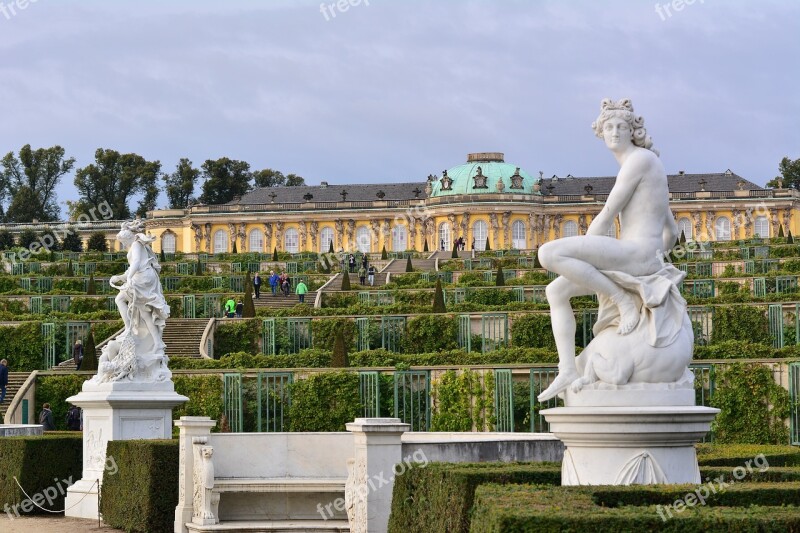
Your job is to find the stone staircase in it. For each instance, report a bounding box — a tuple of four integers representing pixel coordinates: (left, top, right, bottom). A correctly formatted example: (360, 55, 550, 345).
(327, 271, 389, 290)
(1, 372, 30, 421)
(253, 292, 317, 310)
(162, 319, 210, 359)
(429, 249, 473, 260)
(382, 258, 437, 273)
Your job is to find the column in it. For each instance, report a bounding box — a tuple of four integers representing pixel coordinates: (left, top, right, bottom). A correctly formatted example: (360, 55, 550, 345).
(174, 416, 216, 533)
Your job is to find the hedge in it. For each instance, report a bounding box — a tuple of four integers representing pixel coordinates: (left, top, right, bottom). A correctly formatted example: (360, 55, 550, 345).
(0, 435, 82, 516)
(468, 483, 800, 532)
(214, 318, 260, 356)
(288, 371, 362, 431)
(696, 443, 800, 467)
(388, 463, 561, 533)
(711, 305, 771, 345)
(100, 440, 179, 533)
(0, 321, 45, 372)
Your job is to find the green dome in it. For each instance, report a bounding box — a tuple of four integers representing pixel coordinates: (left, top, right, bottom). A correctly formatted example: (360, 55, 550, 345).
(429, 153, 540, 197)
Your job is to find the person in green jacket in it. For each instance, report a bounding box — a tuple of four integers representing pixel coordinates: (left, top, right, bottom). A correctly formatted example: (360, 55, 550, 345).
(295, 280, 309, 304)
(224, 298, 236, 318)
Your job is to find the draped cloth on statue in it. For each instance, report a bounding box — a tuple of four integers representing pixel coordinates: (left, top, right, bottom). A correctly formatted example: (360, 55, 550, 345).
(594, 265, 688, 348)
(121, 241, 170, 342)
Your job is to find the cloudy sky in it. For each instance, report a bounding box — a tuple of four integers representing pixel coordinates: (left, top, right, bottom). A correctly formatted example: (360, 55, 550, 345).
(1, 0, 798, 215)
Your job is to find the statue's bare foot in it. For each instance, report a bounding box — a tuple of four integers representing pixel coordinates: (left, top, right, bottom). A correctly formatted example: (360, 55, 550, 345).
(537, 369, 579, 402)
(614, 293, 640, 335)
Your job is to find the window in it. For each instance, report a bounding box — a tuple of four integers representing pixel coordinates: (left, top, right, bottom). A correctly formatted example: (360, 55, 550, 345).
(249, 228, 264, 253)
(715, 216, 731, 241)
(356, 226, 372, 253)
(678, 217, 692, 240)
(512, 220, 526, 249)
(161, 232, 176, 254)
(213, 230, 228, 254)
(392, 225, 408, 251)
(563, 220, 578, 238)
(473, 220, 487, 250)
(320, 227, 334, 253)
(285, 228, 299, 253)
(439, 222, 451, 251)
(754, 216, 770, 238)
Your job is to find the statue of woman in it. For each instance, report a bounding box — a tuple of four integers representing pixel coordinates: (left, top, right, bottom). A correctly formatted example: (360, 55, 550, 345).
(537, 99, 690, 402)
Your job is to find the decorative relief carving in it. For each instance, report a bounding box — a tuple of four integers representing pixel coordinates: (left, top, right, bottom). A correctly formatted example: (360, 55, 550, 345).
(440, 170, 453, 191)
(510, 167, 524, 189)
(502, 212, 511, 245)
(472, 166, 488, 189)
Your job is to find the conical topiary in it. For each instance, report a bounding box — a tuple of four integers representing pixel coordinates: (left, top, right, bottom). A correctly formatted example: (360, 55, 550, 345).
(329, 240, 335, 254)
(485, 237, 491, 251)
(679, 229, 687, 244)
(495, 264, 505, 286)
(331, 326, 348, 368)
(321, 254, 331, 274)
(81, 330, 98, 372)
(160, 247, 166, 264)
(432, 277, 446, 313)
(341, 269, 351, 290)
(423, 239, 429, 252)
(405, 256, 413, 272)
(451, 243, 458, 258)
(272, 247, 279, 261)
(243, 271, 256, 318)
(381, 246, 388, 260)
(232, 240, 238, 254)
(66, 258, 73, 277)
(87, 274, 96, 295)
(779, 225, 785, 238)
(788, 230, 794, 245)
(533, 252, 542, 269)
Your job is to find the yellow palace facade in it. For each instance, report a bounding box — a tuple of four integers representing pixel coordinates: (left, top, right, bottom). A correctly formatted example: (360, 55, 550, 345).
(145, 153, 797, 255)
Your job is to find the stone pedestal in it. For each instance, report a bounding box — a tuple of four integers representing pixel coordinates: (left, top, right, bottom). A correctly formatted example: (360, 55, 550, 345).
(542, 396, 718, 485)
(64, 381, 188, 519)
(174, 417, 216, 533)
(345, 418, 410, 533)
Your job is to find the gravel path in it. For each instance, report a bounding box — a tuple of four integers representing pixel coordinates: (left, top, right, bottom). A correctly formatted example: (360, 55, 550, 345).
(3, 515, 125, 532)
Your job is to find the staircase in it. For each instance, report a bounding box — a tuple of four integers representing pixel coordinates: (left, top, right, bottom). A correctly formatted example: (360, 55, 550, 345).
(382, 258, 437, 273)
(253, 292, 317, 310)
(1, 372, 30, 421)
(430, 249, 472, 260)
(162, 319, 209, 359)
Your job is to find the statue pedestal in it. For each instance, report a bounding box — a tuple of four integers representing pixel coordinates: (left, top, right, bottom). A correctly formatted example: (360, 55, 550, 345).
(542, 388, 718, 485)
(65, 380, 188, 519)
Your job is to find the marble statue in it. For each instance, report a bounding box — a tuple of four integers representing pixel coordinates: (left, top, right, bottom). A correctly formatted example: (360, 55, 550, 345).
(537, 98, 693, 402)
(91, 219, 172, 384)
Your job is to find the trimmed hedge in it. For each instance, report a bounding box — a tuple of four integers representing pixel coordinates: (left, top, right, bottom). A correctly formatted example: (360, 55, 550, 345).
(100, 439, 179, 533)
(388, 462, 560, 533)
(288, 371, 362, 431)
(697, 443, 800, 467)
(469, 483, 800, 532)
(0, 435, 82, 516)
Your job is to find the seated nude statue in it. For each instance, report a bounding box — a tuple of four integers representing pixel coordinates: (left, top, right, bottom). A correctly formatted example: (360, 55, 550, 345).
(537, 99, 688, 402)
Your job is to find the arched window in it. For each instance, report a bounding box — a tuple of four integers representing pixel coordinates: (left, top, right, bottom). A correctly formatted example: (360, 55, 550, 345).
(678, 217, 693, 240)
(249, 228, 264, 253)
(161, 232, 176, 254)
(438, 222, 451, 251)
(512, 220, 526, 249)
(284, 228, 299, 253)
(392, 225, 408, 251)
(320, 227, 334, 253)
(715, 216, 731, 241)
(213, 230, 228, 254)
(754, 216, 770, 238)
(356, 226, 372, 253)
(563, 220, 578, 238)
(473, 220, 487, 250)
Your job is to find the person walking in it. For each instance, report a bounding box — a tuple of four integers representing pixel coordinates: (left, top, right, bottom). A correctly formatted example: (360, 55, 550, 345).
(235, 300, 244, 318)
(269, 271, 279, 296)
(361, 254, 368, 270)
(296, 279, 309, 303)
(39, 403, 55, 431)
(0, 359, 8, 404)
(253, 272, 262, 299)
(368, 265, 376, 286)
(358, 265, 367, 285)
(224, 297, 236, 318)
(72, 339, 84, 370)
(66, 404, 82, 431)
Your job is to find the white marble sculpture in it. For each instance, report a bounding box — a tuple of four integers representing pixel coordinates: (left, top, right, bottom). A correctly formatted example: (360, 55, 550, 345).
(90, 219, 172, 384)
(537, 98, 693, 402)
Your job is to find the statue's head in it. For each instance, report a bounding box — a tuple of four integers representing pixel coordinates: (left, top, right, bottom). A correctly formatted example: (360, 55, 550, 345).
(118, 219, 156, 246)
(201, 446, 213, 459)
(591, 98, 658, 155)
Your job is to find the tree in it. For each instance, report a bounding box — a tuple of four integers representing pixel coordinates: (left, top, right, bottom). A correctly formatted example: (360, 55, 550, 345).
(533, 252, 542, 269)
(81, 330, 98, 372)
(198, 157, 252, 205)
(788, 230, 794, 245)
(87, 232, 108, 252)
(285, 174, 306, 186)
(65, 258, 73, 277)
(432, 278, 446, 313)
(451, 243, 458, 258)
(0, 230, 13, 250)
(328, 240, 335, 254)
(778, 225, 785, 238)
(405, 256, 413, 272)
(62, 230, 83, 252)
(73, 148, 161, 219)
(18, 229, 38, 249)
(485, 237, 491, 251)
(381, 246, 388, 260)
(679, 229, 686, 244)
(331, 326, 348, 368)
(0, 144, 75, 222)
(243, 271, 256, 318)
(160, 247, 166, 264)
(39, 229, 61, 252)
(272, 247, 279, 261)
(253, 169, 285, 188)
(423, 239, 429, 252)
(495, 264, 505, 286)
(232, 240, 238, 254)
(164, 158, 199, 209)
(87, 274, 96, 295)
(341, 269, 351, 290)
(767, 156, 800, 189)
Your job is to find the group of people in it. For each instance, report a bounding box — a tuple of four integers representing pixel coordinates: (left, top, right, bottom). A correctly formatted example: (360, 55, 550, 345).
(224, 271, 309, 317)
(36, 402, 82, 431)
(442, 237, 468, 251)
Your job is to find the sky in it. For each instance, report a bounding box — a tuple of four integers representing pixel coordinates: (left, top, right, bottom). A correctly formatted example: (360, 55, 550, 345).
(0, 0, 798, 216)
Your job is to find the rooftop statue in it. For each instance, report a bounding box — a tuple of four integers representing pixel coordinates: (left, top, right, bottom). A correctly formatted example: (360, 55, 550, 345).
(90, 219, 172, 384)
(537, 98, 693, 402)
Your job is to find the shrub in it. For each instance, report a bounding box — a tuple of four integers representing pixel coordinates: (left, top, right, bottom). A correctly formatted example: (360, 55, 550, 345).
(432, 278, 446, 313)
(82, 329, 98, 371)
(173, 375, 224, 430)
(243, 271, 255, 318)
(0, 229, 14, 250)
(288, 371, 362, 431)
(510, 314, 556, 350)
(0, 321, 46, 372)
(405, 256, 413, 272)
(100, 440, 179, 533)
(214, 318, 259, 357)
(331, 327, 348, 367)
(381, 246, 388, 260)
(495, 265, 505, 286)
(404, 315, 458, 353)
(87, 232, 108, 252)
(0, 435, 83, 516)
(711, 305, 771, 345)
(341, 269, 351, 291)
(18, 228, 38, 249)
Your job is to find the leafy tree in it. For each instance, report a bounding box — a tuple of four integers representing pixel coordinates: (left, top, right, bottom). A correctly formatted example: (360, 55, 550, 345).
(198, 157, 251, 205)
(164, 158, 199, 209)
(767, 156, 800, 189)
(0, 230, 14, 250)
(0, 144, 75, 222)
(62, 230, 83, 252)
(253, 169, 286, 188)
(73, 148, 161, 219)
(285, 174, 305, 186)
(87, 232, 108, 252)
(432, 278, 446, 313)
(65, 258, 73, 276)
(18, 229, 38, 249)
(38, 229, 61, 252)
